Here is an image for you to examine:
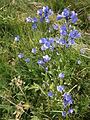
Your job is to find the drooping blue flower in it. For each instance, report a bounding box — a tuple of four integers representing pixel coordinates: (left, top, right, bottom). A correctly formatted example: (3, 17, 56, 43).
(25, 17, 32, 23)
(48, 9, 53, 16)
(70, 11, 78, 23)
(41, 44, 48, 51)
(68, 108, 74, 114)
(32, 17, 38, 23)
(62, 111, 66, 117)
(43, 55, 51, 62)
(18, 53, 24, 58)
(68, 38, 75, 45)
(62, 8, 70, 17)
(37, 59, 44, 65)
(39, 38, 48, 44)
(52, 24, 59, 30)
(49, 38, 54, 44)
(43, 6, 49, 13)
(59, 38, 66, 45)
(60, 24, 67, 36)
(56, 14, 63, 20)
(15, 35, 20, 42)
(57, 85, 64, 92)
(25, 58, 30, 63)
(32, 23, 37, 29)
(37, 9, 43, 16)
(45, 41, 51, 48)
(63, 93, 73, 107)
(31, 48, 36, 54)
(69, 30, 81, 39)
(48, 91, 53, 97)
(58, 73, 65, 78)
(45, 16, 50, 23)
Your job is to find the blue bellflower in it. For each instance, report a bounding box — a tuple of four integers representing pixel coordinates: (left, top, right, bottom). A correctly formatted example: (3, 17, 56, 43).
(52, 24, 59, 30)
(68, 38, 75, 45)
(31, 48, 36, 54)
(37, 59, 44, 65)
(70, 11, 78, 23)
(32, 17, 38, 23)
(25, 17, 32, 23)
(59, 38, 66, 45)
(37, 9, 43, 16)
(18, 53, 24, 58)
(69, 30, 81, 39)
(62, 8, 70, 17)
(60, 24, 67, 36)
(32, 23, 37, 29)
(57, 85, 64, 92)
(58, 73, 65, 78)
(68, 108, 74, 114)
(63, 93, 73, 108)
(62, 111, 66, 117)
(39, 38, 48, 44)
(48, 91, 53, 97)
(56, 14, 63, 20)
(25, 58, 30, 63)
(43, 55, 51, 62)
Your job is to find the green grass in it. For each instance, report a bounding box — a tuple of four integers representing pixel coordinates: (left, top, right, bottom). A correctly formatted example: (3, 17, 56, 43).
(0, 0, 90, 120)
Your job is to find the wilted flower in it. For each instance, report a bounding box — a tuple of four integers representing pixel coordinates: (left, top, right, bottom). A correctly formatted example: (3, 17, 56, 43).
(77, 60, 81, 65)
(80, 48, 85, 54)
(15, 35, 20, 42)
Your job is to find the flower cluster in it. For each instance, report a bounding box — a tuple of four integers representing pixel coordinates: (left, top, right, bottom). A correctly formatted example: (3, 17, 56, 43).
(37, 6, 53, 23)
(48, 81, 74, 117)
(39, 37, 54, 51)
(16, 7, 81, 119)
(38, 55, 51, 65)
(57, 8, 78, 24)
(56, 8, 81, 46)
(62, 93, 74, 117)
(25, 17, 38, 29)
